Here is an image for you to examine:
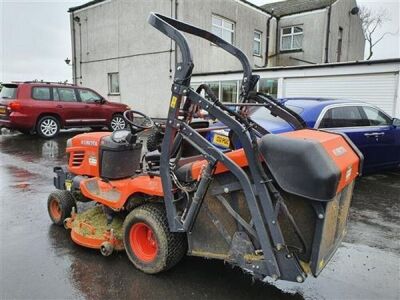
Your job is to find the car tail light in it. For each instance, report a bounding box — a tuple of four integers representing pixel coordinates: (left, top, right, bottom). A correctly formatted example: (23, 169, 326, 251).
(8, 101, 22, 111)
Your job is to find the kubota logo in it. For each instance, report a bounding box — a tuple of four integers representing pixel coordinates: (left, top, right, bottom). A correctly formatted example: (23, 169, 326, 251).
(81, 140, 98, 146)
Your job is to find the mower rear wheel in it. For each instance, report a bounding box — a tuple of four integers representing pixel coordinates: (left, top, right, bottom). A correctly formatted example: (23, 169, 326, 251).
(47, 190, 77, 226)
(123, 203, 187, 274)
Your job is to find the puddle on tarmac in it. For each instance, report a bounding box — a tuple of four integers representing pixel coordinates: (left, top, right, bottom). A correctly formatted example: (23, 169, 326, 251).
(268, 242, 400, 300)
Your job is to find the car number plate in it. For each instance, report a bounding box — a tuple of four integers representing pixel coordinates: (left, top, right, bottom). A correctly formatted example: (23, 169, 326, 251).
(212, 133, 230, 148)
(65, 180, 73, 191)
(0, 106, 6, 114)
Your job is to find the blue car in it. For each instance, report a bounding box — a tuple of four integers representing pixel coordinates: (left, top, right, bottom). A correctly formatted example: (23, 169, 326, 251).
(209, 98, 400, 174)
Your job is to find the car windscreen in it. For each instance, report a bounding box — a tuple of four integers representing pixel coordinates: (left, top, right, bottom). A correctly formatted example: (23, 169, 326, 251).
(0, 84, 18, 99)
(250, 105, 304, 124)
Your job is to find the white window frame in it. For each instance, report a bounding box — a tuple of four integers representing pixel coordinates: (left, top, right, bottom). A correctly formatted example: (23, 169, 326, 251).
(212, 14, 235, 44)
(108, 72, 120, 95)
(253, 30, 262, 56)
(280, 25, 303, 51)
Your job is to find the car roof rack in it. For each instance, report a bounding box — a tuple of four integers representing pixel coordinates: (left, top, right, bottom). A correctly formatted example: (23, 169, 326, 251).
(22, 80, 76, 86)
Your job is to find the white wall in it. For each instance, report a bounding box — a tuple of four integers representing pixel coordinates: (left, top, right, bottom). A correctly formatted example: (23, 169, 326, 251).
(192, 61, 400, 117)
(70, 0, 271, 118)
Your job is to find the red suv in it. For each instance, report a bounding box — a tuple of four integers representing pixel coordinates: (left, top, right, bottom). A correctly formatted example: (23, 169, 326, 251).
(0, 82, 130, 138)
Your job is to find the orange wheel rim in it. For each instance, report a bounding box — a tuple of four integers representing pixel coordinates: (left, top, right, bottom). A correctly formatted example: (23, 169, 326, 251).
(129, 222, 158, 262)
(50, 198, 61, 221)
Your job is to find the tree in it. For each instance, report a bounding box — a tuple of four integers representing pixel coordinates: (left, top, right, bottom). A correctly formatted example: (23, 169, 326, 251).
(359, 6, 392, 60)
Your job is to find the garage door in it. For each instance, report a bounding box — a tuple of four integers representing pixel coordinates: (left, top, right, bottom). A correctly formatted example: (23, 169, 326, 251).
(283, 73, 398, 116)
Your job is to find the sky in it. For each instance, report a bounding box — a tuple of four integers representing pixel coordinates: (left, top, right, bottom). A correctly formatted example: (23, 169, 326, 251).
(0, 0, 399, 83)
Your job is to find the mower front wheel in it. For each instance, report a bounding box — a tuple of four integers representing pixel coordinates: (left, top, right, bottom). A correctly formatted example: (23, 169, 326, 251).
(47, 190, 77, 226)
(123, 203, 187, 274)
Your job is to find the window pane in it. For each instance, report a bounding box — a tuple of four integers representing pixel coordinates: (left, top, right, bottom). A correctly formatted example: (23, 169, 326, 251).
(294, 26, 303, 33)
(222, 29, 233, 43)
(282, 27, 291, 35)
(254, 31, 261, 55)
(258, 79, 278, 98)
(320, 106, 368, 128)
(206, 82, 219, 100)
(32, 87, 51, 100)
(53, 88, 59, 100)
(362, 106, 391, 126)
(212, 16, 222, 26)
(293, 34, 303, 49)
(281, 36, 291, 50)
(212, 26, 222, 38)
(253, 40, 261, 55)
(108, 73, 120, 94)
(56, 88, 77, 102)
(0, 85, 17, 99)
(223, 20, 233, 30)
(79, 89, 101, 102)
(221, 80, 237, 103)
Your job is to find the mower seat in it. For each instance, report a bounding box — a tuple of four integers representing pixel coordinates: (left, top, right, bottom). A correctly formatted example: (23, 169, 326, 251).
(144, 150, 161, 170)
(259, 131, 343, 201)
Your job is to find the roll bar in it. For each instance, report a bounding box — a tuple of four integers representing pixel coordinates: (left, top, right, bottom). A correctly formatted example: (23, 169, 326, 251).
(148, 13, 259, 99)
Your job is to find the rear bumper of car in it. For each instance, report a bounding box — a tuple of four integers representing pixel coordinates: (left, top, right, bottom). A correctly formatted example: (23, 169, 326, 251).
(0, 112, 35, 130)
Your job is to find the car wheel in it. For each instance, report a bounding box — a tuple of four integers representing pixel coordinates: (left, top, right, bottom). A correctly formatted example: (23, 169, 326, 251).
(37, 116, 60, 138)
(109, 114, 127, 131)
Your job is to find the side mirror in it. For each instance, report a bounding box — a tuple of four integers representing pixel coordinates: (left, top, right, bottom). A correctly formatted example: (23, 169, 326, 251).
(392, 118, 400, 127)
(95, 98, 106, 104)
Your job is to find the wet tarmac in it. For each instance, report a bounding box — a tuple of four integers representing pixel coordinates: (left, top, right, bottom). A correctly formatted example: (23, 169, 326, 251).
(0, 130, 399, 300)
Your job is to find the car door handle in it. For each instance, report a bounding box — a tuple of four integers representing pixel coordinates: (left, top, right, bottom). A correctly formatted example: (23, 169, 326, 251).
(364, 132, 385, 137)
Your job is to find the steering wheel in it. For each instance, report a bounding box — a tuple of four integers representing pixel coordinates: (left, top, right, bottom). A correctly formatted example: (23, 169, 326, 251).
(123, 110, 154, 132)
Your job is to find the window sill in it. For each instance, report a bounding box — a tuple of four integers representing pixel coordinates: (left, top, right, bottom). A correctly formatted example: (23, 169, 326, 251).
(108, 93, 120, 96)
(253, 54, 263, 58)
(280, 49, 303, 54)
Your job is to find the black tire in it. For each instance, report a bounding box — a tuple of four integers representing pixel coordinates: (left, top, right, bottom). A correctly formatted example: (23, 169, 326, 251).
(146, 130, 164, 152)
(47, 190, 77, 226)
(123, 203, 187, 274)
(109, 113, 127, 131)
(36, 116, 60, 138)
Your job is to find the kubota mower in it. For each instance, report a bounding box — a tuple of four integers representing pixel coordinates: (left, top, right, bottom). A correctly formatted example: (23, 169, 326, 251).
(47, 13, 363, 282)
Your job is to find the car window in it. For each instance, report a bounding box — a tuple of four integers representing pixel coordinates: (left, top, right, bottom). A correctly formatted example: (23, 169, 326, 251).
(362, 106, 391, 126)
(319, 106, 369, 128)
(32, 87, 51, 100)
(0, 85, 18, 99)
(250, 105, 304, 121)
(54, 88, 77, 102)
(78, 89, 102, 102)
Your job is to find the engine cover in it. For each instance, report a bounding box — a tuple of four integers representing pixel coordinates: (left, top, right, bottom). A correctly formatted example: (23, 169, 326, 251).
(66, 131, 143, 180)
(66, 132, 110, 177)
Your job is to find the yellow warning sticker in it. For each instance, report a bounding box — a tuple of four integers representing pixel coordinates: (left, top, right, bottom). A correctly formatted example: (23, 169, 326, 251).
(170, 96, 177, 108)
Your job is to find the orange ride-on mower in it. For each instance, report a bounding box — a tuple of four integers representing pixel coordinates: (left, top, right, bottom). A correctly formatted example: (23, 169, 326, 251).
(47, 13, 363, 282)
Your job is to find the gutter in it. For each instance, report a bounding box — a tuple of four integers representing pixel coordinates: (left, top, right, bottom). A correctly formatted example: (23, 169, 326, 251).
(324, 5, 332, 63)
(263, 11, 274, 67)
(275, 16, 280, 63)
(71, 12, 77, 84)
